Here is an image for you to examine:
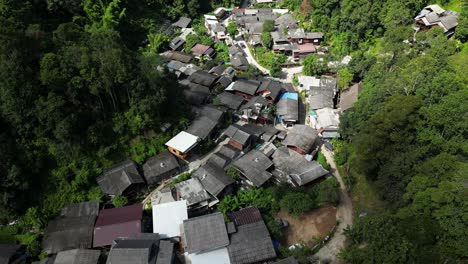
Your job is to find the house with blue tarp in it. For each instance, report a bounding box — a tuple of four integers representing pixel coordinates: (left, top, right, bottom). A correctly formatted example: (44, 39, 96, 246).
(276, 92, 299, 127)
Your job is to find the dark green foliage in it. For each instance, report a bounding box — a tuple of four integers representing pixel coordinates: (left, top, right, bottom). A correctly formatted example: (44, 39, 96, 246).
(279, 192, 315, 217)
(217, 188, 279, 217)
(112, 195, 128, 208)
(263, 215, 282, 240)
(331, 138, 349, 165)
(314, 151, 331, 170)
(302, 55, 327, 76)
(261, 32, 273, 49)
(254, 47, 286, 76)
(170, 172, 192, 187)
(337, 19, 468, 263)
(314, 177, 340, 206)
(0, 1, 194, 258)
(214, 42, 230, 62)
(226, 166, 240, 181)
(262, 20, 275, 33)
(457, 4, 468, 42)
(227, 22, 238, 36)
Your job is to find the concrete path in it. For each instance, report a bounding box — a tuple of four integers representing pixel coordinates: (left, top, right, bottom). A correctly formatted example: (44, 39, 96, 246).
(315, 145, 353, 263)
(238, 40, 270, 75)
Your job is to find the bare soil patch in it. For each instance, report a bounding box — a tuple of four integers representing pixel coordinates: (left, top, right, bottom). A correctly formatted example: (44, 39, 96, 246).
(277, 206, 337, 247)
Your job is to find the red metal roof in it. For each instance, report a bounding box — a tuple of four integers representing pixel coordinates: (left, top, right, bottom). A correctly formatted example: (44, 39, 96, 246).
(228, 206, 263, 226)
(93, 204, 143, 247)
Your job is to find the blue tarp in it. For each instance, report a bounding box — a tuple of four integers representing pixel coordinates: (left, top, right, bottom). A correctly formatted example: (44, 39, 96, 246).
(280, 92, 298, 100)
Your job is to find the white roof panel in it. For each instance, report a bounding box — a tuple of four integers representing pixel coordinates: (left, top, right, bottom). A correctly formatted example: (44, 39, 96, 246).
(165, 131, 200, 153)
(152, 200, 188, 238)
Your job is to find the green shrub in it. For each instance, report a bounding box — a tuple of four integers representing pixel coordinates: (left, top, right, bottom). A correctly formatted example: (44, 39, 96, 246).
(332, 138, 349, 165)
(170, 172, 192, 187)
(112, 195, 128, 208)
(315, 177, 340, 206)
(315, 151, 331, 170)
(280, 192, 315, 217)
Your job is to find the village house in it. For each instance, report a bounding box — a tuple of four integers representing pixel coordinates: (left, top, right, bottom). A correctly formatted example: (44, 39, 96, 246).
(93, 204, 143, 248)
(276, 92, 299, 127)
(169, 36, 185, 51)
(162, 51, 193, 64)
(96, 160, 145, 197)
(143, 151, 180, 186)
(188, 70, 218, 89)
(288, 28, 324, 44)
(272, 146, 329, 186)
(42, 201, 99, 254)
(182, 212, 231, 264)
(216, 92, 245, 111)
(106, 233, 174, 264)
(292, 43, 317, 60)
(227, 79, 261, 100)
(339, 82, 362, 112)
(53, 249, 100, 264)
(175, 178, 211, 211)
(165, 131, 201, 160)
(233, 150, 274, 187)
(207, 144, 241, 169)
(414, 4, 459, 37)
(166, 60, 200, 78)
(299, 76, 337, 110)
(227, 207, 277, 264)
(172, 16, 192, 29)
(152, 199, 188, 239)
(210, 23, 228, 40)
(241, 96, 273, 124)
(282, 125, 320, 155)
(223, 124, 257, 151)
(275, 13, 298, 30)
(313, 107, 341, 138)
(258, 78, 284, 103)
(186, 116, 219, 141)
(191, 44, 216, 60)
(192, 163, 235, 201)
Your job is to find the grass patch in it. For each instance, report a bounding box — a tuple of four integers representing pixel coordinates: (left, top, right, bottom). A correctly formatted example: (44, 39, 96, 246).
(439, 0, 462, 12)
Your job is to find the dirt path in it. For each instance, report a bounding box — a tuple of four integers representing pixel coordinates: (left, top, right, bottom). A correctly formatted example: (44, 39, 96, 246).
(314, 145, 353, 263)
(277, 207, 337, 247)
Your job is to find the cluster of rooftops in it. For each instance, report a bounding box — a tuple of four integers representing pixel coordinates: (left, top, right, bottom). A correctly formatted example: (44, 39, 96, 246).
(18, 198, 303, 264)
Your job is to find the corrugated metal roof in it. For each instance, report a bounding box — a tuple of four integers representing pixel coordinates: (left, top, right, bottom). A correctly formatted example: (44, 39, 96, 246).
(93, 204, 143, 247)
(228, 207, 263, 226)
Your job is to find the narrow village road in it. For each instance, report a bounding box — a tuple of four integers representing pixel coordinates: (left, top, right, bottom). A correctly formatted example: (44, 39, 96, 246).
(238, 40, 270, 75)
(315, 145, 353, 263)
(281, 66, 303, 84)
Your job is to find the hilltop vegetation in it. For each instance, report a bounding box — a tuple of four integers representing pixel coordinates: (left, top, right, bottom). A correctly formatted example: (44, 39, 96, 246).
(282, 0, 467, 262)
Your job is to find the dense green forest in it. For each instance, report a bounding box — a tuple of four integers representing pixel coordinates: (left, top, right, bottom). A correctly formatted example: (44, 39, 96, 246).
(281, 0, 467, 262)
(0, 0, 245, 254)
